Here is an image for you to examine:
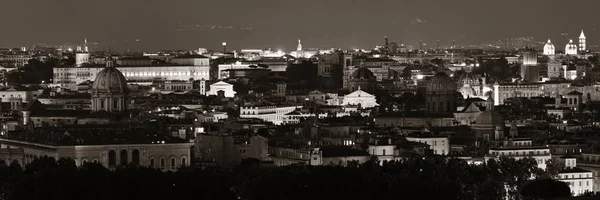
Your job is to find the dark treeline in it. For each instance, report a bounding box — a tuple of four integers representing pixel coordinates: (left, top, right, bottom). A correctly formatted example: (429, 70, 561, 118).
(6, 58, 58, 84)
(0, 156, 573, 200)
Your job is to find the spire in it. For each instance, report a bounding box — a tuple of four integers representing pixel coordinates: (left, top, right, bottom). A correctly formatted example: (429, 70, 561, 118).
(547, 39, 552, 43)
(297, 39, 302, 51)
(83, 38, 89, 53)
(580, 29, 586, 38)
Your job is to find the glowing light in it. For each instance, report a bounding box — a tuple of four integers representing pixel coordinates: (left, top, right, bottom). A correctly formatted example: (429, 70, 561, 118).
(222, 42, 227, 46)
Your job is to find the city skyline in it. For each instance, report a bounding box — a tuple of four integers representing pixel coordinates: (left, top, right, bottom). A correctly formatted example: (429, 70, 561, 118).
(1, 0, 600, 51)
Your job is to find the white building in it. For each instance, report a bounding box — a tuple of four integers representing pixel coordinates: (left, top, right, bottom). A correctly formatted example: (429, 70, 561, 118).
(0, 53, 33, 67)
(217, 61, 251, 79)
(485, 146, 551, 169)
(196, 112, 228, 123)
(0, 88, 42, 103)
(240, 105, 302, 125)
(54, 65, 210, 88)
(207, 81, 236, 97)
(289, 39, 318, 59)
(367, 144, 396, 162)
(406, 135, 450, 155)
(565, 39, 578, 55)
(0, 138, 193, 172)
(557, 156, 593, 196)
(340, 88, 379, 108)
(543, 39, 555, 56)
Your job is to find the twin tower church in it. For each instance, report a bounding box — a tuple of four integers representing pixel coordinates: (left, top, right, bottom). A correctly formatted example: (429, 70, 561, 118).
(544, 30, 586, 56)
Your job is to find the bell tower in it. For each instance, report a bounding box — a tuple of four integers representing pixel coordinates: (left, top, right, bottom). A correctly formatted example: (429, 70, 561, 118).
(579, 29, 586, 52)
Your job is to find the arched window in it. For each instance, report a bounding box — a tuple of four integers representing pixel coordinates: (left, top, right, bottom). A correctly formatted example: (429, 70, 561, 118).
(108, 150, 116, 167)
(132, 150, 140, 165)
(160, 158, 165, 169)
(171, 157, 176, 169)
(150, 158, 155, 167)
(181, 156, 187, 167)
(120, 150, 128, 165)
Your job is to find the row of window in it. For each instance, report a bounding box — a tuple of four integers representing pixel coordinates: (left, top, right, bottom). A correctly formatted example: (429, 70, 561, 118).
(562, 173, 592, 179)
(108, 149, 187, 170)
(490, 150, 548, 156)
(108, 149, 140, 166)
(149, 157, 186, 170)
(124, 71, 208, 77)
(98, 99, 120, 110)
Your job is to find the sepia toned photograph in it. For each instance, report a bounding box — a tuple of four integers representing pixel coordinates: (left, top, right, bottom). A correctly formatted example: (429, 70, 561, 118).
(0, 0, 598, 199)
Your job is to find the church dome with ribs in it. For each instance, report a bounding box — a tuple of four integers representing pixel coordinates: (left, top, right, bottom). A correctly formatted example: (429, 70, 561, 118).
(92, 67, 128, 92)
(427, 72, 456, 94)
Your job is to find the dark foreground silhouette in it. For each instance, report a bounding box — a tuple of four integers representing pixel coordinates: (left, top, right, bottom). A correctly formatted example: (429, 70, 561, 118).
(0, 156, 574, 200)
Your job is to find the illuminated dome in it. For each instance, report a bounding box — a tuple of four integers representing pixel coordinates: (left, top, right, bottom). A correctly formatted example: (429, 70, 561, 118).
(426, 72, 456, 94)
(92, 67, 128, 92)
(352, 67, 376, 80)
(565, 39, 578, 55)
(458, 72, 479, 86)
(543, 39, 555, 55)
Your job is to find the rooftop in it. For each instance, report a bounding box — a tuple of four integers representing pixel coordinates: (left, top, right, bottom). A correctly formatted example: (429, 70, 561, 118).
(559, 167, 591, 174)
(376, 112, 455, 118)
(173, 55, 209, 59)
(56, 63, 209, 68)
(2, 125, 188, 146)
(321, 147, 369, 157)
(489, 146, 550, 150)
(37, 93, 91, 99)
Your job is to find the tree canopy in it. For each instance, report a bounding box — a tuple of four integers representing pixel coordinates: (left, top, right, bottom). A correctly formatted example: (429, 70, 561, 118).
(520, 179, 571, 200)
(0, 156, 573, 200)
(6, 58, 58, 84)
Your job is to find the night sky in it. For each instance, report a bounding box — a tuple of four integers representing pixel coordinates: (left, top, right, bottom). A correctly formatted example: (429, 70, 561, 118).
(1, 0, 598, 51)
